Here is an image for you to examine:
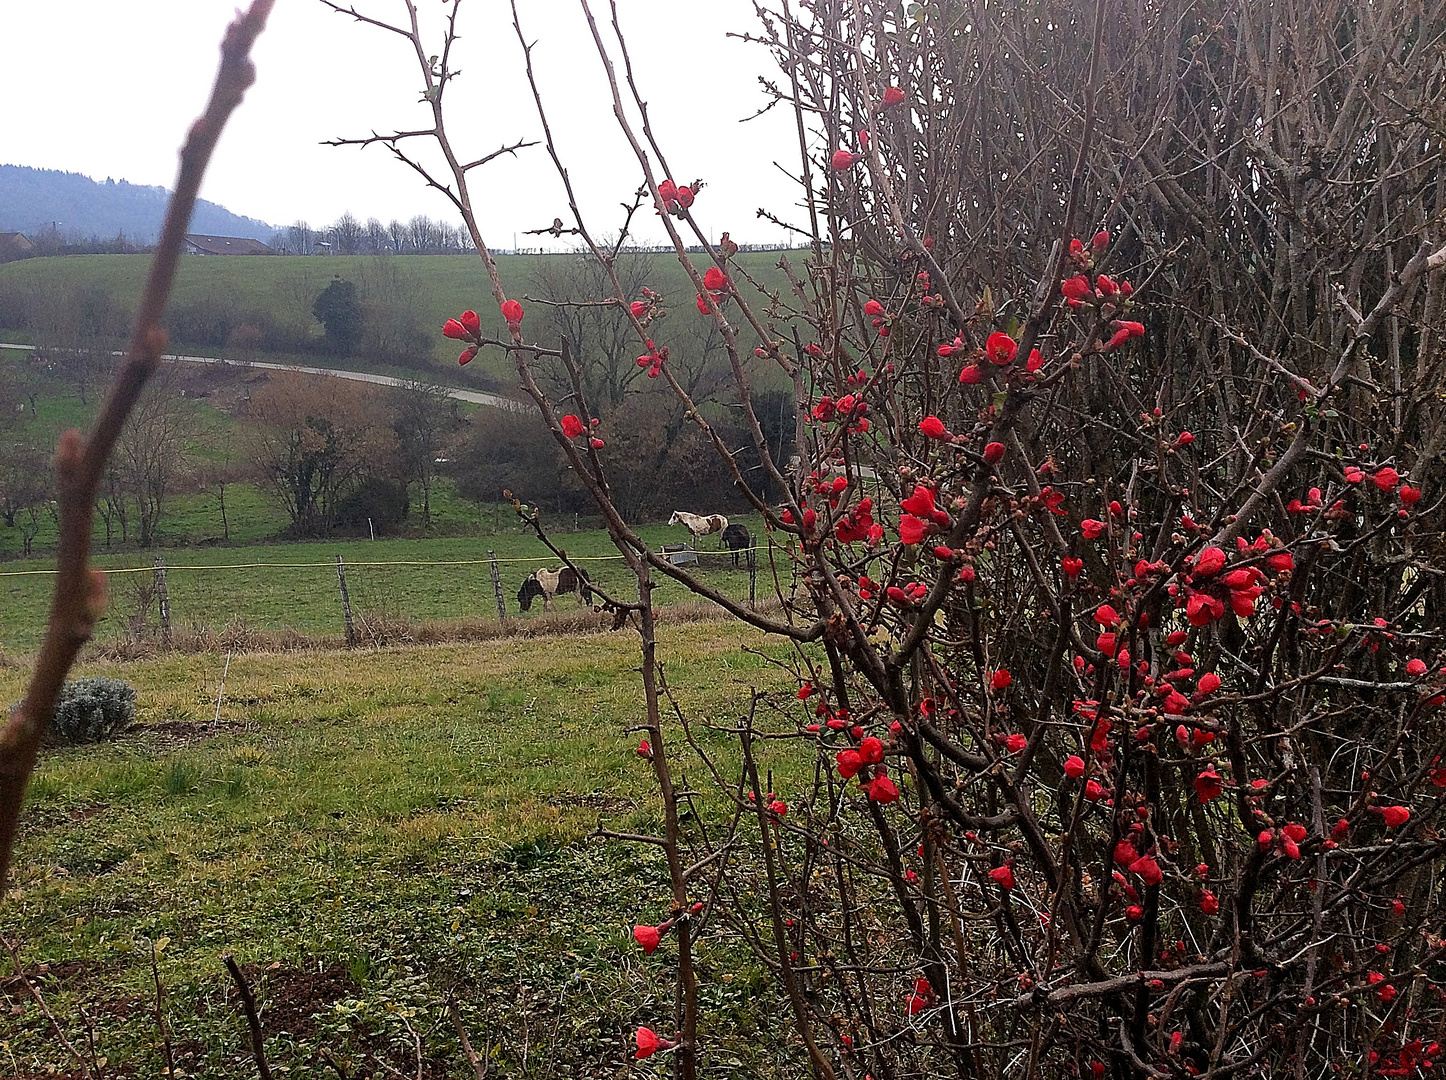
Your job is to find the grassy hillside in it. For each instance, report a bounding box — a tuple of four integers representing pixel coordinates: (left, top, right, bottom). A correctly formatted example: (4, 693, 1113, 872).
(0, 250, 801, 388)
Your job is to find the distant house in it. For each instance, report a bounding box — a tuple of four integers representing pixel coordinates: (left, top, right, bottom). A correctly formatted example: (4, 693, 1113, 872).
(0, 232, 33, 262)
(183, 234, 273, 255)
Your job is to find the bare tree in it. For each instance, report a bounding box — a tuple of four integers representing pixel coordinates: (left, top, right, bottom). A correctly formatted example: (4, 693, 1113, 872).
(385, 218, 408, 253)
(247, 372, 398, 536)
(329, 211, 364, 255)
(285, 219, 313, 256)
(390, 379, 460, 526)
(114, 368, 193, 547)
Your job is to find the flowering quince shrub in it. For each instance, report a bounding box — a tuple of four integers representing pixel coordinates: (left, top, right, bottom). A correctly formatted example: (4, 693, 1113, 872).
(358, 0, 1446, 1074)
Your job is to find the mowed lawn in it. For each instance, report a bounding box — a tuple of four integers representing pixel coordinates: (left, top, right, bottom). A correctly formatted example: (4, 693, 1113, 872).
(2, 622, 809, 1078)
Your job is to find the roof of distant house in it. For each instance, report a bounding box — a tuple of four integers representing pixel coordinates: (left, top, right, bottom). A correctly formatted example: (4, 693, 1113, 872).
(183, 234, 273, 255)
(0, 233, 33, 262)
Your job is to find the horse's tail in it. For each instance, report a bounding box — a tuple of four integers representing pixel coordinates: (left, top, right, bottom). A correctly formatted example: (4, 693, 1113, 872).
(578, 566, 594, 603)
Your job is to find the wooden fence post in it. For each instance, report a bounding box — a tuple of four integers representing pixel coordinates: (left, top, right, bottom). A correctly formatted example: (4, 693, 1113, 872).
(336, 554, 357, 647)
(153, 557, 172, 647)
(489, 550, 507, 621)
(748, 546, 757, 610)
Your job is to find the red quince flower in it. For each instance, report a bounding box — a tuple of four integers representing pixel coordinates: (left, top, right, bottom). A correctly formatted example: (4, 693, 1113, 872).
(1194, 546, 1226, 576)
(867, 774, 900, 803)
(1194, 766, 1224, 803)
(1199, 889, 1219, 915)
(674, 185, 694, 208)
(442, 318, 469, 340)
(900, 485, 936, 516)
(918, 415, 947, 439)
(993, 670, 1014, 691)
(458, 347, 477, 366)
(983, 441, 1005, 464)
(836, 749, 863, 779)
(636, 738, 652, 759)
(831, 149, 859, 170)
(1130, 855, 1162, 885)
(561, 414, 586, 438)
(1373, 466, 1400, 490)
(1006, 732, 1026, 753)
(630, 300, 647, 318)
(1400, 484, 1422, 505)
(989, 864, 1015, 890)
(881, 85, 906, 108)
(1081, 519, 1106, 539)
(985, 331, 1018, 365)
(459, 309, 480, 335)
(501, 299, 523, 328)
(899, 514, 927, 545)
(1197, 672, 1221, 695)
(1407, 658, 1428, 677)
(633, 924, 662, 954)
(703, 266, 727, 291)
(1062, 557, 1083, 577)
(1375, 805, 1411, 827)
(635, 1027, 674, 1059)
(858, 736, 884, 765)
(958, 364, 983, 384)
(1064, 755, 1086, 778)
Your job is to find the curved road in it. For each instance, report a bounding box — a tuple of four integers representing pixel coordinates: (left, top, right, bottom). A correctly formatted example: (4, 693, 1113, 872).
(0, 341, 529, 413)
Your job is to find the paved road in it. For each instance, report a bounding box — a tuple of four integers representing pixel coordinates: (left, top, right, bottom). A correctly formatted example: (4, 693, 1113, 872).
(0, 342, 530, 413)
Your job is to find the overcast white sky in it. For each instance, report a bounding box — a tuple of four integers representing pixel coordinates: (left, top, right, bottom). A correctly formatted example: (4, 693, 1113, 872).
(0, 1, 805, 249)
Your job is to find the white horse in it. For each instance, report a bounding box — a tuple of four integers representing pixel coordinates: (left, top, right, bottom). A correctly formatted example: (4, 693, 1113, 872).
(668, 510, 729, 547)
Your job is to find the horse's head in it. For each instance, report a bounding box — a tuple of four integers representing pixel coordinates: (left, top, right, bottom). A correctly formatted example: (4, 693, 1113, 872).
(517, 574, 541, 612)
(668, 511, 682, 527)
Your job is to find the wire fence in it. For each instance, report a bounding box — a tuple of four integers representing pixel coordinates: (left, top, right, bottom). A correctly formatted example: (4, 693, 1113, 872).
(0, 546, 772, 655)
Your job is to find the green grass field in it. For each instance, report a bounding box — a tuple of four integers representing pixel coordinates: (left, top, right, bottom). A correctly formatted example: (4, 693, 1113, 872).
(1, 623, 808, 1078)
(0, 250, 800, 389)
(0, 512, 784, 655)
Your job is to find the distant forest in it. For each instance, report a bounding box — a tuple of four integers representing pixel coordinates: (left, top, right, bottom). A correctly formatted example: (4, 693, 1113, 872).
(0, 164, 276, 245)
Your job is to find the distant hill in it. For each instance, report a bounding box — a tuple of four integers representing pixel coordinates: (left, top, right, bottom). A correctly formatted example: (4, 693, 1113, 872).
(0, 164, 275, 244)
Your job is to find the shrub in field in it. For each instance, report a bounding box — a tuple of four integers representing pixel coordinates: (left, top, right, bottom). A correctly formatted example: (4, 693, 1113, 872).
(41, 677, 136, 746)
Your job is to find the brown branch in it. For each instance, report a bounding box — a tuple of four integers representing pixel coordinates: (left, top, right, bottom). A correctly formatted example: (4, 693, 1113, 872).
(223, 954, 275, 1080)
(0, 0, 273, 895)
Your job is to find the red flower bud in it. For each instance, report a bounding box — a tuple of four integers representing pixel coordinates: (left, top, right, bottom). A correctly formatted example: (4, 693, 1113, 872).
(459, 309, 480, 335)
(831, 149, 858, 170)
(989, 864, 1015, 890)
(983, 441, 1005, 464)
(442, 318, 469, 340)
(500, 299, 524, 327)
(881, 85, 906, 108)
(633, 924, 662, 953)
(561, 414, 586, 438)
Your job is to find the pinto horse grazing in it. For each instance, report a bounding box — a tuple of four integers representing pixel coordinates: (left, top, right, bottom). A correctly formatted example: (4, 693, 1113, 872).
(721, 523, 751, 566)
(668, 510, 729, 547)
(517, 566, 593, 612)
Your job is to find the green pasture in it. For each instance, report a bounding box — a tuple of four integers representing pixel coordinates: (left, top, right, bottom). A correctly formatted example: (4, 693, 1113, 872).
(0, 513, 784, 654)
(1, 623, 810, 1077)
